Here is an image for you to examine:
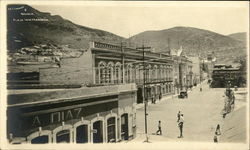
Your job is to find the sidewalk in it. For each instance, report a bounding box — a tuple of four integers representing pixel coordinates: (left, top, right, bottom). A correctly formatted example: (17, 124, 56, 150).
(129, 132, 176, 143)
(135, 94, 178, 110)
(136, 80, 207, 110)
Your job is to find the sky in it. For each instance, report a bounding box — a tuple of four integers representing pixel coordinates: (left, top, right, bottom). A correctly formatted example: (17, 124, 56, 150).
(32, 1, 249, 38)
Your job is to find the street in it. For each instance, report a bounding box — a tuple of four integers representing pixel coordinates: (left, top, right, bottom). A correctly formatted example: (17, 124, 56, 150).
(134, 83, 246, 142)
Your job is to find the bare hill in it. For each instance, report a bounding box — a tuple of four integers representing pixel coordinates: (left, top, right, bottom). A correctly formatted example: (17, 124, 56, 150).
(128, 27, 246, 63)
(228, 32, 247, 44)
(7, 4, 125, 52)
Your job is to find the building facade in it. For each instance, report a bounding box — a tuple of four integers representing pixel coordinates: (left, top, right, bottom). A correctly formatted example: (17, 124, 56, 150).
(172, 48, 193, 92)
(8, 84, 137, 144)
(7, 41, 176, 144)
(189, 56, 202, 86)
(40, 42, 175, 104)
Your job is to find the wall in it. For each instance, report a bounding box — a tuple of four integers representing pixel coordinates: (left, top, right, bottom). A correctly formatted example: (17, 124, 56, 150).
(39, 50, 93, 85)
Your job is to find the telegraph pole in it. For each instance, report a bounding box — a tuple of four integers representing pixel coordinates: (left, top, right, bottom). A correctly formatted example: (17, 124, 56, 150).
(136, 44, 151, 143)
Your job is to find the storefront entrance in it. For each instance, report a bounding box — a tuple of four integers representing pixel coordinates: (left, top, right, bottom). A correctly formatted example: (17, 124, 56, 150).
(56, 130, 70, 143)
(31, 135, 49, 144)
(121, 114, 129, 140)
(93, 121, 103, 143)
(76, 125, 88, 143)
(137, 87, 143, 103)
(107, 117, 116, 142)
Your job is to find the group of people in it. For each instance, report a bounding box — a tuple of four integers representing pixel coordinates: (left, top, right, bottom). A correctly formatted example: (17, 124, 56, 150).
(222, 87, 235, 118)
(155, 111, 184, 138)
(151, 93, 162, 104)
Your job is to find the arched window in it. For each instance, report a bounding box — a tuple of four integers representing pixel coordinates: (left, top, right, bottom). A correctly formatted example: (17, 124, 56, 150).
(107, 62, 114, 84)
(134, 65, 139, 83)
(161, 65, 165, 80)
(114, 62, 121, 84)
(98, 61, 106, 84)
(139, 65, 144, 84)
(126, 64, 133, 83)
(146, 65, 151, 82)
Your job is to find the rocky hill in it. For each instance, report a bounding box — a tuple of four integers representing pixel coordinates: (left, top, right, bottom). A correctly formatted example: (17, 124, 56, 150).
(228, 32, 247, 44)
(128, 26, 246, 63)
(7, 4, 125, 53)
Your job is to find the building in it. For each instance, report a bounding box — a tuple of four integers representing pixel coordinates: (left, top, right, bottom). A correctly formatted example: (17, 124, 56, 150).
(8, 84, 137, 144)
(189, 56, 202, 86)
(171, 46, 193, 92)
(203, 52, 217, 79)
(7, 41, 175, 144)
(211, 64, 246, 88)
(39, 42, 175, 104)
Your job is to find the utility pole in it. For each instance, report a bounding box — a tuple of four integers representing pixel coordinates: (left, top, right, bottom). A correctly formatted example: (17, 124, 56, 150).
(136, 44, 151, 143)
(121, 42, 125, 84)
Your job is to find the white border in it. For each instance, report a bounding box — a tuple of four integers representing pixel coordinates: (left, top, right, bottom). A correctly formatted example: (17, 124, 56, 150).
(0, 1, 249, 150)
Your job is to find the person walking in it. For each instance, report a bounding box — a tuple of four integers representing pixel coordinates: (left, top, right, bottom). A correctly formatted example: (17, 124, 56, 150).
(178, 114, 184, 138)
(159, 92, 162, 101)
(156, 120, 162, 135)
(215, 124, 221, 136)
(153, 94, 157, 104)
(213, 132, 218, 143)
(214, 124, 221, 143)
(177, 111, 181, 122)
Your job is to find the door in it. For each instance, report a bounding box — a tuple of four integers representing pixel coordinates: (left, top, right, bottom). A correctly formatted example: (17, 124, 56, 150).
(56, 130, 70, 143)
(93, 121, 103, 143)
(31, 135, 49, 144)
(76, 125, 88, 143)
(107, 117, 116, 142)
(121, 114, 128, 140)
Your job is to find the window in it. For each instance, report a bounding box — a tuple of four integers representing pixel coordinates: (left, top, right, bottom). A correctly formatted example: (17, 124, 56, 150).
(98, 62, 106, 84)
(114, 63, 121, 84)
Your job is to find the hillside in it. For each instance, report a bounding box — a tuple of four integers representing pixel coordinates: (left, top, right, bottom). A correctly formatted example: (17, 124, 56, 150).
(7, 4, 125, 53)
(228, 32, 247, 44)
(128, 26, 246, 63)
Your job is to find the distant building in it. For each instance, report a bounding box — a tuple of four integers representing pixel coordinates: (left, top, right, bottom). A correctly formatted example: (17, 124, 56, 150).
(211, 64, 246, 88)
(171, 46, 193, 92)
(189, 56, 202, 85)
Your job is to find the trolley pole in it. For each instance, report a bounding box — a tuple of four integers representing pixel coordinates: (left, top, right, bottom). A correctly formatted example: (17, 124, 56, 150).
(137, 44, 151, 142)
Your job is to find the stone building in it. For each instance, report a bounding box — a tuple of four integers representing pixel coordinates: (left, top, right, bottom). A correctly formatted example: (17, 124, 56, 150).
(7, 41, 175, 144)
(8, 84, 137, 144)
(171, 46, 193, 92)
(39, 42, 175, 103)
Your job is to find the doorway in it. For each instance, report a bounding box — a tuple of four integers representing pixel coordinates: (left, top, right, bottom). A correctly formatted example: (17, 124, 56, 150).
(121, 114, 129, 140)
(76, 125, 88, 143)
(31, 135, 49, 144)
(93, 121, 103, 143)
(56, 130, 70, 143)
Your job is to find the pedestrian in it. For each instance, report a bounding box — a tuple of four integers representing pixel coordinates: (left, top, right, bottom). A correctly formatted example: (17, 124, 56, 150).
(177, 111, 181, 122)
(215, 124, 221, 136)
(159, 92, 162, 101)
(214, 124, 221, 143)
(178, 114, 184, 138)
(213, 132, 218, 143)
(200, 87, 202, 92)
(156, 120, 162, 135)
(151, 95, 154, 104)
(153, 94, 157, 104)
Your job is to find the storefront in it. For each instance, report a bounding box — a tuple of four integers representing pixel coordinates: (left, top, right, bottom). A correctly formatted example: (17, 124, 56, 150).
(7, 84, 137, 144)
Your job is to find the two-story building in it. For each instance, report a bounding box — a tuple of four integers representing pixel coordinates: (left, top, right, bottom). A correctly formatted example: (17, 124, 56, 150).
(39, 42, 175, 104)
